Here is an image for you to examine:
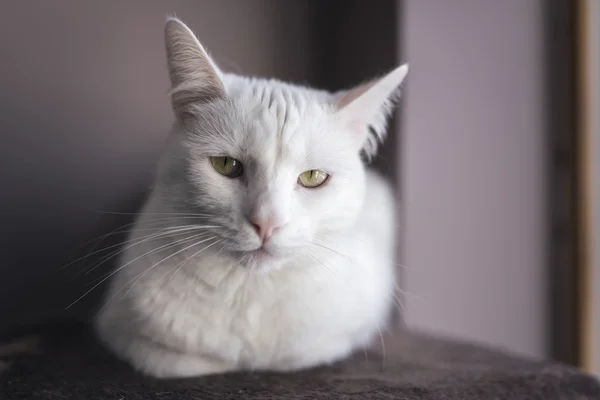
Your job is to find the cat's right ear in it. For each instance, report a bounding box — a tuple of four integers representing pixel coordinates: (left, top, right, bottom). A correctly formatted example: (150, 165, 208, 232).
(164, 18, 225, 118)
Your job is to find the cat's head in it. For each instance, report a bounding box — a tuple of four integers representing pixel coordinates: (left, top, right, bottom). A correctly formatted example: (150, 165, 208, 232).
(158, 18, 408, 272)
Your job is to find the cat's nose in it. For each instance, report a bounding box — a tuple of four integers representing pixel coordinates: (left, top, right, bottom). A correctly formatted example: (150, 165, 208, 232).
(249, 217, 281, 243)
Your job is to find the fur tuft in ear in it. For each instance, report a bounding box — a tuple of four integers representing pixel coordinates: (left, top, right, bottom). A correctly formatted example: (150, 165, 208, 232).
(335, 64, 409, 160)
(164, 18, 225, 117)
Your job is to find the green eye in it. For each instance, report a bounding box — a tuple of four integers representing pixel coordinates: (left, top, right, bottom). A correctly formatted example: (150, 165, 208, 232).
(298, 169, 329, 188)
(210, 156, 243, 178)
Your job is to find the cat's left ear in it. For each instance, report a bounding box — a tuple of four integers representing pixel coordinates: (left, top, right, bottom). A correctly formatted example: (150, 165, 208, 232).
(334, 64, 408, 159)
(164, 17, 226, 118)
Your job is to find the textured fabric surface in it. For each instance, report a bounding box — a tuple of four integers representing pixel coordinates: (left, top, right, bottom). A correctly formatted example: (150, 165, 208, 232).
(2, 327, 600, 399)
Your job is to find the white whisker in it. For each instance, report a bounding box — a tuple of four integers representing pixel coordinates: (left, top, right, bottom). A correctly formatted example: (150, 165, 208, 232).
(391, 293, 406, 313)
(116, 237, 221, 305)
(166, 239, 221, 284)
(161, 240, 223, 309)
(394, 282, 424, 303)
(75, 215, 210, 249)
(65, 232, 209, 309)
(302, 249, 341, 282)
(376, 325, 386, 370)
(64, 225, 217, 273)
(82, 232, 211, 286)
(91, 210, 213, 217)
(82, 226, 216, 273)
(393, 262, 417, 271)
(309, 240, 358, 268)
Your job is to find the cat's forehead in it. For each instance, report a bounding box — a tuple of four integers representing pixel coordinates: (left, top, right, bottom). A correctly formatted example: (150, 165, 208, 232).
(224, 74, 331, 102)
(224, 74, 332, 124)
(224, 75, 341, 155)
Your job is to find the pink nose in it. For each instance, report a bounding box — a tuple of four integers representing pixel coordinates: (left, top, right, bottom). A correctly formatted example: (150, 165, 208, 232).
(250, 217, 281, 242)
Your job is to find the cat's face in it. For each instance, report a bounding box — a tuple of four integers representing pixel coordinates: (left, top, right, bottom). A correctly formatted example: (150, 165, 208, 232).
(161, 18, 407, 272)
(177, 82, 367, 271)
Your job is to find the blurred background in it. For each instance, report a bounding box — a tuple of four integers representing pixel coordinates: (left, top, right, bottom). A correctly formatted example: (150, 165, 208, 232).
(0, 0, 597, 375)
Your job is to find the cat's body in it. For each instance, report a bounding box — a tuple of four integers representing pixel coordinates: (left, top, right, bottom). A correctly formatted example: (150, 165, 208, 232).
(96, 168, 395, 378)
(95, 18, 408, 378)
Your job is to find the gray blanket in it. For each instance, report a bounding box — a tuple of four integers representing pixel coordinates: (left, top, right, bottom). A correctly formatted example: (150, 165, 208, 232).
(2, 327, 599, 399)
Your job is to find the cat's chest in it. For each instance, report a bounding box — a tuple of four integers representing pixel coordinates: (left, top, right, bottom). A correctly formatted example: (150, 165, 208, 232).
(181, 266, 353, 330)
(154, 263, 378, 362)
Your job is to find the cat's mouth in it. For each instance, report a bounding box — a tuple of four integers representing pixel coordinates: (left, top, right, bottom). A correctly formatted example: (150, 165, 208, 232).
(246, 247, 275, 261)
(232, 246, 286, 271)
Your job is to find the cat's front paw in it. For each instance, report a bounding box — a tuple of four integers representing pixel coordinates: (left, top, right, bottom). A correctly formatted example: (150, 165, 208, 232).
(104, 333, 233, 379)
(137, 348, 233, 379)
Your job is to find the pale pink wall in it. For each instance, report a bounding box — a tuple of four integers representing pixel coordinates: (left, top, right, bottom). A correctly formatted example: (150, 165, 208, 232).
(400, 0, 547, 358)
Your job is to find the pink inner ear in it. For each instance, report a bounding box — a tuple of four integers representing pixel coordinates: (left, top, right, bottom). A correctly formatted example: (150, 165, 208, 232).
(336, 79, 376, 109)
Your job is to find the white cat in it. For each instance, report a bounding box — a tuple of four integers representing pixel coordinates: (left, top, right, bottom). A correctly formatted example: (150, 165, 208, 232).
(95, 17, 408, 379)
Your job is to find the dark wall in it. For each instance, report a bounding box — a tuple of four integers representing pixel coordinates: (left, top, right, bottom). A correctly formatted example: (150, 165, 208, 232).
(545, 0, 579, 365)
(0, 1, 400, 334)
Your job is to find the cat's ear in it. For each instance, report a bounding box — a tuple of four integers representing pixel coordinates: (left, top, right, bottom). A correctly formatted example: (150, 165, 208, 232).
(334, 64, 408, 160)
(164, 17, 225, 117)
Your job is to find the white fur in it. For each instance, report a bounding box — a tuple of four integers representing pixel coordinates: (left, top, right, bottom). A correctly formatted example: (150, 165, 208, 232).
(95, 18, 408, 378)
